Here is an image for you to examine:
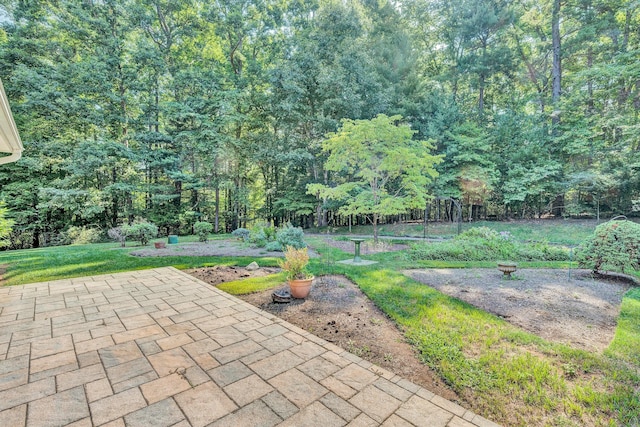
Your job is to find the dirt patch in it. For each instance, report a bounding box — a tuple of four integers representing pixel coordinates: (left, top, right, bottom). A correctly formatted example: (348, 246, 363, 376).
(186, 265, 280, 286)
(232, 274, 458, 402)
(320, 238, 409, 254)
(130, 240, 318, 258)
(405, 268, 631, 352)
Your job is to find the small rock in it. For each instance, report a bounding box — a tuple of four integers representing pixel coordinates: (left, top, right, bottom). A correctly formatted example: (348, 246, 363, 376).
(246, 262, 260, 271)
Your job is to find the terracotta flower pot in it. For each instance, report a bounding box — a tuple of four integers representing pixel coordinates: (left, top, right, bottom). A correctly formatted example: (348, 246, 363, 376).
(288, 277, 314, 299)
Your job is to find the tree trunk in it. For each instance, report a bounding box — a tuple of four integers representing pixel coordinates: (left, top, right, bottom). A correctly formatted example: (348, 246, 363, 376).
(373, 212, 378, 243)
(214, 184, 220, 233)
(551, 0, 562, 131)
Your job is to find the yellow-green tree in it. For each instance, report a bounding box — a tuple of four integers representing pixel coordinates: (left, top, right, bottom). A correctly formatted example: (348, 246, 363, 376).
(307, 114, 442, 242)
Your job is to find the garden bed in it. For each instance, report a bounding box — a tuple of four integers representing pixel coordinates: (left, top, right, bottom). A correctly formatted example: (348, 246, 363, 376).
(405, 268, 632, 352)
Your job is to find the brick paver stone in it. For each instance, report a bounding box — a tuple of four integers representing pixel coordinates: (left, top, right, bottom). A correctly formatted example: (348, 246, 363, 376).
(448, 416, 478, 427)
(211, 338, 264, 364)
(140, 372, 192, 404)
(349, 384, 403, 423)
(333, 363, 378, 391)
(89, 386, 147, 425)
(394, 395, 454, 427)
(299, 356, 341, 381)
(278, 401, 346, 427)
(175, 381, 238, 427)
(249, 350, 304, 380)
(30, 335, 74, 359)
(211, 400, 282, 427)
(30, 350, 77, 374)
(98, 341, 143, 368)
(56, 363, 105, 391)
(268, 368, 329, 409)
(0, 404, 26, 427)
(261, 390, 299, 420)
(124, 398, 185, 427)
(223, 374, 274, 407)
(27, 386, 89, 427)
(147, 347, 195, 376)
(0, 377, 55, 411)
(380, 414, 414, 426)
(85, 378, 113, 402)
(348, 413, 379, 427)
(155, 333, 194, 350)
(208, 360, 253, 387)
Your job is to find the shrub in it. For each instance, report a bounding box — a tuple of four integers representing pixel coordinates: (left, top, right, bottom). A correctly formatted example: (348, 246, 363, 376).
(66, 226, 101, 245)
(276, 223, 306, 249)
(231, 228, 250, 241)
(264, 241, 282, 252)
(0, 201, 13, 248)
(122, 222, 158, 246)
(194, 221, 213, 242)
(409, 226, 569, 262)
(108, 227, 127, 247)
(249, 228, 268, 247)
(576, 220, 640, 273)
(279, 246, 311, 280)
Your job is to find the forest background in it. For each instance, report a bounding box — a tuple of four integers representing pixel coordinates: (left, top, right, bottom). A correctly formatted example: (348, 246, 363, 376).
(0, 0, 638, 249)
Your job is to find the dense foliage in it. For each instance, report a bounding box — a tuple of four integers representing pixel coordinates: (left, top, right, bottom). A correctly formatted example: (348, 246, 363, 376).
(122, 222, 158, 246)
(409, 227, 569, 261)
(577, 220, 640, 273)
(0, 201, 13, 248)
(0, 0, 639, 248)
(193, 221, 213, 242)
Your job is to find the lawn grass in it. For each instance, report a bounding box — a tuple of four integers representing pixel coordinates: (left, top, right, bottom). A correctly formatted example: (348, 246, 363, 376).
(217, 272, 286, 295)
(0, 240, 280, 286)
(0, 231, 638, 425)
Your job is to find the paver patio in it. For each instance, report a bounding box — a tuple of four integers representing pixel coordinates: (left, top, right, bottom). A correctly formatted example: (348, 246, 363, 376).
(0, 267, 500, 426)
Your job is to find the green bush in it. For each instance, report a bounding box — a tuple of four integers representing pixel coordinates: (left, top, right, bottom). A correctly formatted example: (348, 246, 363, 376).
(576, 220, 640, 273)
(0, 201, 14, 248)
(249, 227, 268, 247)
(231, 228, 250, 241)
(410, 226, 569, 262)
(194, 221, 213, 242)
(264, 241, 282, 251)
(122, 222, 158, 246)
(66, 226, 101, 245)
(276, 223, 306, 249)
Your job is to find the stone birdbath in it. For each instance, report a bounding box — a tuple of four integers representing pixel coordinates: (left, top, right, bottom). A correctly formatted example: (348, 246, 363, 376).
(350, 238, 366, 263)
(497, 261, 517, 277)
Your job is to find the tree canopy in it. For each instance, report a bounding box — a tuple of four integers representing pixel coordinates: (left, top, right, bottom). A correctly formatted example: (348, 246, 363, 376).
(0, 0, 638, 247)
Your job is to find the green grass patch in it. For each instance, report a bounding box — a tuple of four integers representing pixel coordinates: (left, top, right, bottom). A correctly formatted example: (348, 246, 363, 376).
(217, 272, 286, 295)
(607, 287, 640, 366)
(0, 241, 279, 286)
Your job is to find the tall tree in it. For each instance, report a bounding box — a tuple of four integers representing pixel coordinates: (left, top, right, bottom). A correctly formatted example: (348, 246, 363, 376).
(307, 114, 442, 241)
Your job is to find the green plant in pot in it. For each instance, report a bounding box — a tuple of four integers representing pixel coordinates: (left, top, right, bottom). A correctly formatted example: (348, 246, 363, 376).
(279, 246, 314, 298)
